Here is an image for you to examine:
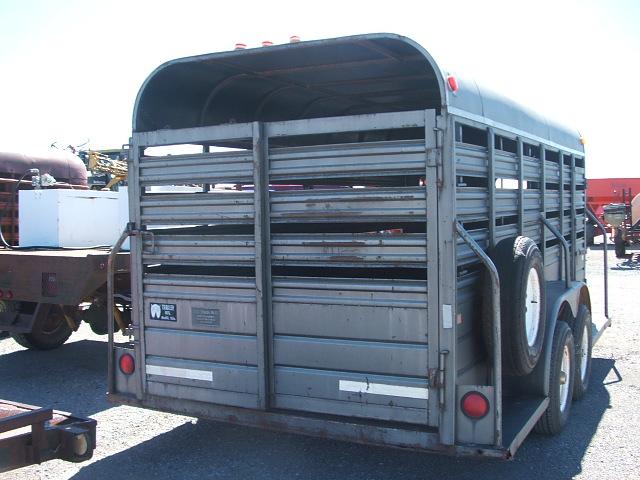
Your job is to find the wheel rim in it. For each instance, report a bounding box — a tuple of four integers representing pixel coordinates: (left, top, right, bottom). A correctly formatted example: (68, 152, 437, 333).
(580, 324, 589, 382)
(559, 344, 571, 411)
(525, 268, 541, 347)
(40, 306, 66, 335)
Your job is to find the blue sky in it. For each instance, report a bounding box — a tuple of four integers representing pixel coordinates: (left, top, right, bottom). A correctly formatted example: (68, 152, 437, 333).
(0, 0, 638, 178)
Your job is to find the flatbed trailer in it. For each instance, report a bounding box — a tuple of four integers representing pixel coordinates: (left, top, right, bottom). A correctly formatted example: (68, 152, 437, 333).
(0, 399, 96, 473)
(0, 247, 129, 349)
(108, 33, 610, 459)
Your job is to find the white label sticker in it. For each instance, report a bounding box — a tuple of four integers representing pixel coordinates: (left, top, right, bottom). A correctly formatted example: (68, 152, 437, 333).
(146, 364, 213, 382)
(339, 380, 428, 399)
(442, 304, 453, 329)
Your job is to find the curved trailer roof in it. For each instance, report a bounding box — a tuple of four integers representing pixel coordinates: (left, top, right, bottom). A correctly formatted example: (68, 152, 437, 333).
(133, 33, 583, 153)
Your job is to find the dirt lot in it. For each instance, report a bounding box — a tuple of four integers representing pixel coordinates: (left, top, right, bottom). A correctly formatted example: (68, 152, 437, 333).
(2, 243, 639, 480)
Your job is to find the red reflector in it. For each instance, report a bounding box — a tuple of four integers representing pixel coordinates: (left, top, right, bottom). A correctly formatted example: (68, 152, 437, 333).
(262, 40, 273, 47)
(289, 35, 301, 43)
(447, 75, 459, 93)
(119, 353, 135, 375)
(234, 43, 247, 50)
(461, 392, 489, 419)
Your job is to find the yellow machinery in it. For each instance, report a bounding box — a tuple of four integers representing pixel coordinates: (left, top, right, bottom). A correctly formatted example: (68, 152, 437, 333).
(87, 151, 127, 189)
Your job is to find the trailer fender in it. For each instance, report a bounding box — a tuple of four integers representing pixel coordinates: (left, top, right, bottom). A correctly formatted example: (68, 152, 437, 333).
(521, 281, 587, 397)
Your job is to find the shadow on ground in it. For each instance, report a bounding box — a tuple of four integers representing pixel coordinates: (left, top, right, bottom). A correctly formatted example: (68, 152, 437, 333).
(70, 358, 616, 480)
(0, 339, 110, 417)
(611, 252, 640, 271)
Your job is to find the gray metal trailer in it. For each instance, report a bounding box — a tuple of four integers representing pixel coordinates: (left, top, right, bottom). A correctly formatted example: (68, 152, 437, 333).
(107, 33, 610, 458)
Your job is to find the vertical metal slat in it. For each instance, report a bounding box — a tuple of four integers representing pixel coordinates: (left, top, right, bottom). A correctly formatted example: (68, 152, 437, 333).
(570, 154, 577, 280)
(517, 137, 524, 236)
(253, 122, 272, 409)
(540, 145, 547, 264)
(487, 128, 496, 249)
(559, 150, 565, 282)
(425, 110, 440, 428)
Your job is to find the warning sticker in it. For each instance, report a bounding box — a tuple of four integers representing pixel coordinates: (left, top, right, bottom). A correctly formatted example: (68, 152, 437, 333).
(192, 307, 220, 327)
(149, 303, 177, 322)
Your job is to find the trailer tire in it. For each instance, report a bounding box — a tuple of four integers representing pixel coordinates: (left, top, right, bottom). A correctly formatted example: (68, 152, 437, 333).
(11, 304, 72, 350)
(586, 223, 595, 246)
(484, 236, 546, 376)
(534, 320, 575, 435)
(570, 305, 592, 400)
(614, 230, 626, 257)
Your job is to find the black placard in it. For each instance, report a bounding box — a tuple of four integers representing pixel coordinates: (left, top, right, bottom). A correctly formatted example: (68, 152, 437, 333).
(149, 303, 177, 321)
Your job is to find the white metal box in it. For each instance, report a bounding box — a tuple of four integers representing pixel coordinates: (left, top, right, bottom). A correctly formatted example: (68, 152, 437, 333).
(19, 189, 127, 248)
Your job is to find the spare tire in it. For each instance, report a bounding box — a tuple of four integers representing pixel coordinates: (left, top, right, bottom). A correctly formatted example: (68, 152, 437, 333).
(484, 236, 547, 376)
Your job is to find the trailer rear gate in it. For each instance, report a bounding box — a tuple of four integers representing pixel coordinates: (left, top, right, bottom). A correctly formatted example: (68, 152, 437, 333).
(135, 111, 440, 427)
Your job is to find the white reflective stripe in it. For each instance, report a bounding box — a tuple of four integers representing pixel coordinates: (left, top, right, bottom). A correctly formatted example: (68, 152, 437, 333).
(442, 303, 453, 329)
(146, 364, 213, 382)
(339, 380, 428, 399)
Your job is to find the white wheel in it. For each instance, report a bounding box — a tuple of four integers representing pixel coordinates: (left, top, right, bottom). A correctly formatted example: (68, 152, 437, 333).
(559, 344, 571, 412)
(525, 268, 542, 347)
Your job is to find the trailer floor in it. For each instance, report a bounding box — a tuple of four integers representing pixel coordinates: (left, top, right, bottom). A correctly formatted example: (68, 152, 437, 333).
(1, 241, 638, 479)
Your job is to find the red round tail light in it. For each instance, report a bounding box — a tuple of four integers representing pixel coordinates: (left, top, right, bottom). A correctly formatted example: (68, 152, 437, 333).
(461, 392, 490, 419)
(119, 353, 135, 375)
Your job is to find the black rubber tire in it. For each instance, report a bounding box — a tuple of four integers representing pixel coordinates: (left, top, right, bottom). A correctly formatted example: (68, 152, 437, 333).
(586, 223, 595, 246)
(570, 305, 592, 400)
(535, 320, 575, 435)
(484, 236, 547, 376)
(614, 231, 626, 258)
(10, 304, 72, 350)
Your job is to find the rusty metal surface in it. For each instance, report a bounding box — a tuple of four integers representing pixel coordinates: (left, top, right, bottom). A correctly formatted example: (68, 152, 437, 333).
(0, 250, 129, 306)
(0, 398, 96, 473)
(0, 151, 87, 186)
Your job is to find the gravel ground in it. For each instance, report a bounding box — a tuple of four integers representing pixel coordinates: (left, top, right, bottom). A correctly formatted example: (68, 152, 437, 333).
(2, 242, 638, 480)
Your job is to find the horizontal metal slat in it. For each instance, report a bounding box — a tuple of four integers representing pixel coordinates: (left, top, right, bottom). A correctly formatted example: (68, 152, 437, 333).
(273, 276, 426, 306)
(274, 335, 428, 377)
(271, 233, 427, 267)
(141, 191, 254, 225)
(145, 356, 258, 393)
(139, 151, 253, 185)
(274, 366, 429, 410)
(455, 144, 487, 178)
(142, 235, 254, 265)
(145, 328, 257, 365)
(270, 186, 426, 222)
(143, 274, 256, 303)
(494, 151, 518, 179)
(269, 139, 425, 180)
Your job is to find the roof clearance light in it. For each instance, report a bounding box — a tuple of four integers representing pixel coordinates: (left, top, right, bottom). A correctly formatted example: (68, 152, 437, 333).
(447, 75, 459, 93)
(234, 43, 247, 50)
(262, 40, 274, 47)
(290, 35, 301, 43)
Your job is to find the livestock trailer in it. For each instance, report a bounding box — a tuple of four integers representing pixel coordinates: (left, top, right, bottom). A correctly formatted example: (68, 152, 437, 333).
(108, 34, 610, 458)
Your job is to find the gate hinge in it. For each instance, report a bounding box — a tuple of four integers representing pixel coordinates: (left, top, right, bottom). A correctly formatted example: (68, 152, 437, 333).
(437, 349, 449, 406)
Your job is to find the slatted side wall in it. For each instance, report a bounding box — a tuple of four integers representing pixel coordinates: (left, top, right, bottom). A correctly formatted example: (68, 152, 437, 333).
(453, 118, 586, 384)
